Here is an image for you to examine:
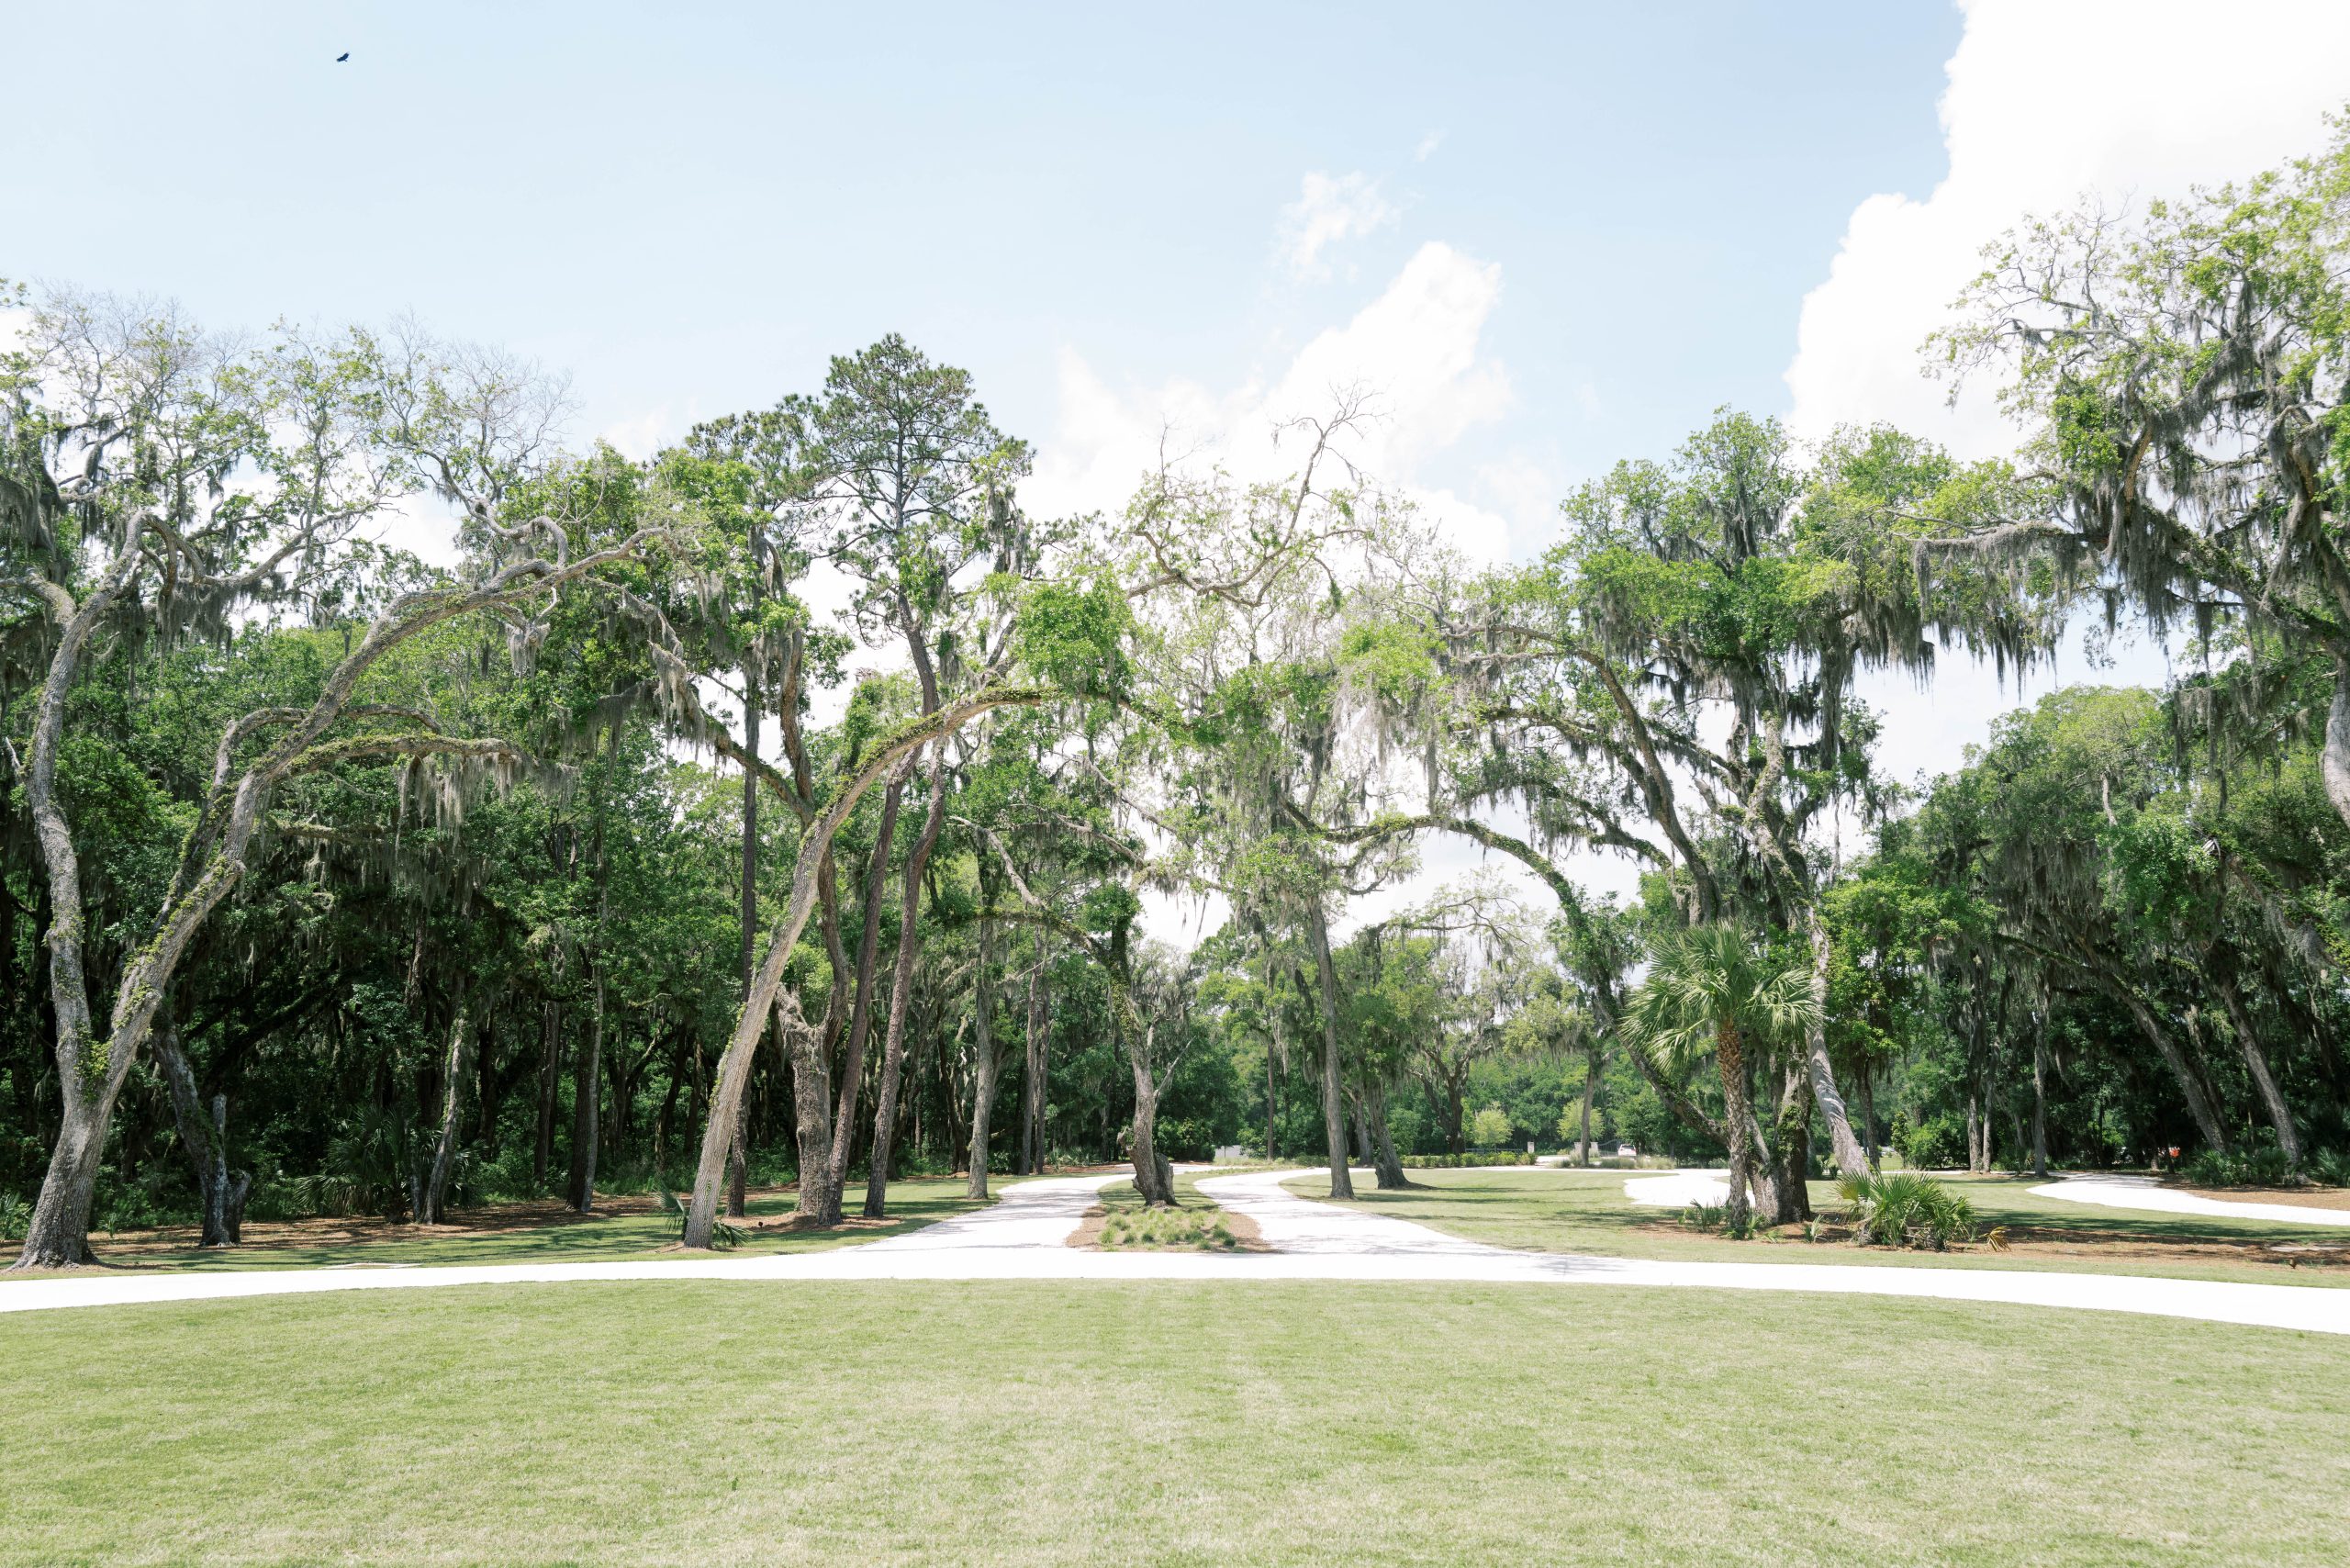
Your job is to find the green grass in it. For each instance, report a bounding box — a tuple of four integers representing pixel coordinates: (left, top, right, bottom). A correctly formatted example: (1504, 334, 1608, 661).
(3, 1280, 2345, 1564)
(1291, 1168, 2350, 1286)
(17, 1178, 988, 1275)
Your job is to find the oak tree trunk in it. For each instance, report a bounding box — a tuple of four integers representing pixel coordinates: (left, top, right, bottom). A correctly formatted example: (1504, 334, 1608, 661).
(814, 769, 905, 1225)
(154, 1027, 250, 1248)
(966, 918, 1001, 1200)
(1304, 901, 1354, 1200)
(421, 1005, 476, 1225)
(865, 745, 949, 1218)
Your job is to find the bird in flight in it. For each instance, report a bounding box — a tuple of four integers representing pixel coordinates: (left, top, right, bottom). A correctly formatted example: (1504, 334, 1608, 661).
(336, 52, 350, 62)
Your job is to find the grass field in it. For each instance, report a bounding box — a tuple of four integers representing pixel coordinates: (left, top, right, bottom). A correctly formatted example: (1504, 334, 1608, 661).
(1288, 1168, 2350, 1286)
(3, 1279, 2344, 1565)
(10, 1178, 987, 1275)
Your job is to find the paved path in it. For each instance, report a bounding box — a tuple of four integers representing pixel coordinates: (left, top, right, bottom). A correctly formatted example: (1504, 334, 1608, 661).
(4, 1168, 2345, 1336)
(1623, 1170, 1735, 1207)
(2031, 1173, 2350, 1227)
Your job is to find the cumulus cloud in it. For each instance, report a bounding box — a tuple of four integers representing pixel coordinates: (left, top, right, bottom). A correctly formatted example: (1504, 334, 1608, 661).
(1275, 170, 1400, 282)
(1788, 0, 2350, 790)
(1026, 239, 1516, 562)
(1414, 129, 1445, 163)
(1785, 0, 2350, 458)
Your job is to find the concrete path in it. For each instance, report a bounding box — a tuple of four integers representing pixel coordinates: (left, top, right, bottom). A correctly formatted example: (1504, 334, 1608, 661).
(1623, 1170, 1735, 1207)
(4, 1167, 2345, 1336)
(2031, 1173, 2350, 1227)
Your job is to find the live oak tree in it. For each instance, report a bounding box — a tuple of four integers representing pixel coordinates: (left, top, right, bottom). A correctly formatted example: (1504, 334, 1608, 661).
(3, 296, 675, 1267)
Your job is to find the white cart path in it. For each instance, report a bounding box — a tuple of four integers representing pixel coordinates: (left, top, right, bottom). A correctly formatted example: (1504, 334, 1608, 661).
(1, 1167, 2343, 1337)
(2030, 1172, 2350, 1227)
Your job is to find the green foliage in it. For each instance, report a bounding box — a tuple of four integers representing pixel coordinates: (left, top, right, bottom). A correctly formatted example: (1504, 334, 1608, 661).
(1837, 1170, 1975, 1249)
(1396, 1151, 1536, 1169)
(1468, 1104, 1515, 1149)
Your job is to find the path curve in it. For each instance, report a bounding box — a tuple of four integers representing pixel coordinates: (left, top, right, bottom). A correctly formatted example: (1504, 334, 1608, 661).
(1622, 1170, 1735, 1207)
(2031, 1173, 2350, 1227)
(4, 1168, 2345, 1336)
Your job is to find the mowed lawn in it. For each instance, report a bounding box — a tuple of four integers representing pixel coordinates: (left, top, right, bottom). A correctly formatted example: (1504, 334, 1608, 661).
(1292, 1168, 2350, 1286)
(3, 1280, 2345, 1566)
(12, 1178, 986, 1275)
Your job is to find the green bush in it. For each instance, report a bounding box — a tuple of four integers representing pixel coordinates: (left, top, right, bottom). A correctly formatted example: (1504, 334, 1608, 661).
(2180, 1145, 2298, 1188)
(1397, 1152, 1535, 1169)
(1896, 1112, 1965, 1171)
(2308, 1148, 2350, 1188)
(1469, 1106, 1515, 1149)
(1837, 1170, 1975, 1249)
(0, 1191, 28, 1242)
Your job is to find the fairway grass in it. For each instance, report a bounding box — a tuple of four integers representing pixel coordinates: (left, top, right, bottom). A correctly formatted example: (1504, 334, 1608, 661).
(3, 1280, 2344, 1565)
(1294, 1168, 2350, 1286)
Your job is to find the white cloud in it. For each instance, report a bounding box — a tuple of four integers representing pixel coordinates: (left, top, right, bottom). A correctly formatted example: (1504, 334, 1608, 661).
(1275, 170, 1400, 282)
(599, 402, 697, 462)
(1789, 0, 2338, 791)
(1027, 240, 1536, 942)
(1786, 0, 2350, 458)
(1414, 130, 1445, 163)
(1027, 239, 1516, 562)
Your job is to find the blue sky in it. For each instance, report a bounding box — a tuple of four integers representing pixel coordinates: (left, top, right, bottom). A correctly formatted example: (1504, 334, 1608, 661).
(6, 3, 1954, 510)
(10, 1, 2348, 923)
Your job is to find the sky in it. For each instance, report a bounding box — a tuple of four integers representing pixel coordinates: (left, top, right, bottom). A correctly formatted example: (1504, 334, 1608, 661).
(7, 0, 2350, 935)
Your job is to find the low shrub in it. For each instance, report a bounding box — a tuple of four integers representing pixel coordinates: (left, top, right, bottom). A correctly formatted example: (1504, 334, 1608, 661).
(1398, 1152, 1535, 1169)
(2180, 1144, 2300, 1189)
(1097, 1206, 1242, 1251)
(656, 1184, 743, 1249)
(0, 1191, 28, 1242)
(1837, 1170, 1975, 1249)
(1678, 1202, 1756, 1240)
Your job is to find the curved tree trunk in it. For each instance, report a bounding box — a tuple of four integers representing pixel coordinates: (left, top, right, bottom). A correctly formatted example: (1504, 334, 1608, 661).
(1020, 938, 1048, 1175)
(1304, 902, 1354, 1200)
(864, 745, 950, 1219)
(2217, 976, 2301, 1170)
(813, 769, 906, 1226)
(421, 1004, 476, 1225)
(966, 918, 1001, 1200)
(1127, 1024, 1174, 1207)
(154, 1026, 251, 1248)
(686, 685, 1060, 1247)
(1798, 907, 1870, 1175)
(2103, 975, 2231, 1154)
(1366, 1080, 1409, 1190)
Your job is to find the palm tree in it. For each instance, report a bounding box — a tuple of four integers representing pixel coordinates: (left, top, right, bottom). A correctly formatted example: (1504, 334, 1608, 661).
(1621, 924, 1822, 1233)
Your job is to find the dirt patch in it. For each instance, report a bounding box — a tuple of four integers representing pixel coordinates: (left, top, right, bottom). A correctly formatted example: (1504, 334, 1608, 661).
(1637, 1217, 2350, 1271)
(1066, 1204, 1110, 1249)
(1223, 1208, 1268, 1250)
(45, 1185, 823, 1264)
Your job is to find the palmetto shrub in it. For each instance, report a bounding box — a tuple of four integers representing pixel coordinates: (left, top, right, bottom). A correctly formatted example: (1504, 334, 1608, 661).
(2180, 1145, 2298, 1189)
(1837, 1170, 1975, 1249)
